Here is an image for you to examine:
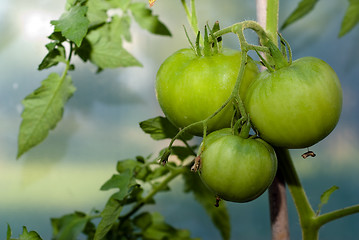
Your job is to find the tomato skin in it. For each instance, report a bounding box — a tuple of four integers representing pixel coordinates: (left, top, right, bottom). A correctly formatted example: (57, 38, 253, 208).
(199, 129, 277, 203)
(155, 48, 258, 136)
(245, 57, 342, 149)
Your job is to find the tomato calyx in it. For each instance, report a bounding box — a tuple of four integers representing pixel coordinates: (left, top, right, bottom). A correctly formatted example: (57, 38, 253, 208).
(185, 21, 224, 57)
(258, 33, 293, 71)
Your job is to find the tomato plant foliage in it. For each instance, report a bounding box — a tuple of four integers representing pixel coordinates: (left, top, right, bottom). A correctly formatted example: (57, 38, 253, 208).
(8, 0, 359, 240)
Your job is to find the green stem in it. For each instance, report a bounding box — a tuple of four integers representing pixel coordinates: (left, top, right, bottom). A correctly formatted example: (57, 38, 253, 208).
(317, 204, 359, 226)
(266, 0, 279, 44)
(277, 148, 318, 239)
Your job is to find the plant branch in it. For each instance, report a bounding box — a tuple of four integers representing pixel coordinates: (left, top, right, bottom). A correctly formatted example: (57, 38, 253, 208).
(317, 204, 359, 227)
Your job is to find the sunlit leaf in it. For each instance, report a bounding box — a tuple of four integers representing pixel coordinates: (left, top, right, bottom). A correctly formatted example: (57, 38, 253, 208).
(281, 0, 319, 30)
(51, 5, 90, 46)
(85, 23, 142, 69)
(183, 171, 230, 240)
(17, 72, 76, 158)
(339, 0, 359, 37)
(316, 185, 339, 215)
(86, 0, 110, 25)
(129, 2, 171, 36)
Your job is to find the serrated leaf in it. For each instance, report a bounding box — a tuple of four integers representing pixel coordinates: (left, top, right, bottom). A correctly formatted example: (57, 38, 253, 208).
(51, 5, 90, 46)
(38, 45, 67, 70)
(139, 116, 193, 141)
(112, 15, 132, 42)
(94, 198, 123, 240)
(281, 0, 319, 30)
(86, 23, 142, 68)
(92, 41, 142, 68)
(316, 185, 339, 215)
(183, 171, 230, 240)
(339, 0, 359, 37)
(19, 227, 43, 240)
(129, 2, 171, 36)
(86, 0, 111, 26)
(51, 212, 90, 240)
(17, 72, 76, 158)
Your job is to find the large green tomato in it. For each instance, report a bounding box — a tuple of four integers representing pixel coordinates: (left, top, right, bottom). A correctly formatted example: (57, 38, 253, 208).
(245, 57, 342, 149)
(156, 48, 258, 136)
(199, 129, 277, 203)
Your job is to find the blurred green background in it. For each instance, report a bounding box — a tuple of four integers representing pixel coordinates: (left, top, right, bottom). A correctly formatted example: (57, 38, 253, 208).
(1, 0, 358, 239)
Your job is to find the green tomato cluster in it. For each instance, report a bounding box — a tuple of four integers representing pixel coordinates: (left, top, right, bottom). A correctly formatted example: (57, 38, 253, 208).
(155, 46, 342, 203)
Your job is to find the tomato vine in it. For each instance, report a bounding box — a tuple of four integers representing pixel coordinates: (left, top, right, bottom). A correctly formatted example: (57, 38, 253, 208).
(7, 0, 359, 240)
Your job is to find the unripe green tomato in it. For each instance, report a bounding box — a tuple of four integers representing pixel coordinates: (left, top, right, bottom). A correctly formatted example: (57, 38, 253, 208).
(245, 57, 342, 149)
(199, 129, 277, 203)
(155, 48, 258, 136)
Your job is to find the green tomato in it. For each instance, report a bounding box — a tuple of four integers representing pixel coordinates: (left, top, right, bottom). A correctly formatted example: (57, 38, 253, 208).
(245, 57, 342, 149)
(199, 129, 277, 203)
(155, 48, 258, 136)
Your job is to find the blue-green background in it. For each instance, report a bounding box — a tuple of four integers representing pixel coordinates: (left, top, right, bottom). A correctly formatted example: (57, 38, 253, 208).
(1, 0, 358, 239)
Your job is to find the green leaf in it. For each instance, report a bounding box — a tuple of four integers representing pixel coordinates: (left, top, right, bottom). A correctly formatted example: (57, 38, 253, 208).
(112, 15, 132, 42)
(94, 198, 123, 240)
(51, 5, 90, 46)
(91, 40, 142, 69)
(85, 23, 142, 69)
(183, 171, 231, 240)
(6, 224, 12, 240)
(129, 2, 171, 36)
(316, 185, 339, 215)
(339, 0, 359, 37)
(38, 45, 67, 70)
(17, 72, 76, 158)
(171, 146, 196, 161)
(51, 212, 90, 240)
(107, 0, 131, 9)
(116, 158, 142, 173)
(18, 227, 43, 240)
(86, 0, 110, 26)
(137, 212, 197, 240)
(281, 0, 319, 30)
(139, 116, 193, 141)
